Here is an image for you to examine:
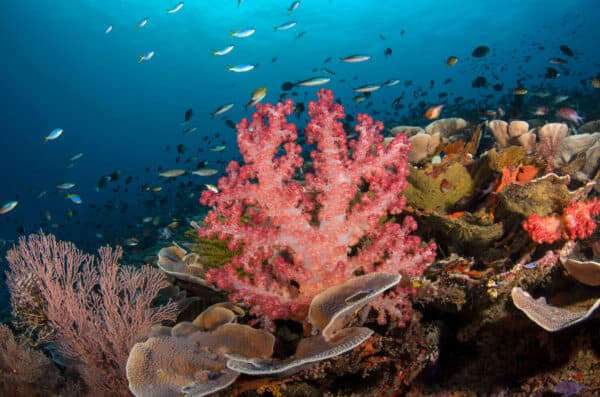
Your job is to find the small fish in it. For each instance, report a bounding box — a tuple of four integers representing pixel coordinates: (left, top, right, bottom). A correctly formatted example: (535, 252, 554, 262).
(381, 79, 400, 87)
(340, 54, 371, 63)
(37, 190, 47, 199)
(531, 89, 551, 98)
(288, 1, 300, 14)
(532, 106, 549, 116)
(553, 94, 569, 104)
(592, 77, 600, 89)
(123, 237, 139, 247)
(227, 63, 257, 73)
(320, 68, 336, 75)
(384, 48, 392, 57)
(549, 57, 567, 65)
(471, 45, 490, 57)
(104, 25, 113, 34)
(446, 56, 458, 66)
(274, 21, 297, 31)
(66, 194, 82, 204)
(138, 51, 155, 63)
(137, 18, 149, 29)
(0, 201, 18, 215)
(559, 45, 574, 57)
(166, 2, 184, 14)
(545, 67, 560, 79)
(45, 128, 63, 141)
(423, 104, 443, 120)
(209, 145, 226, 152)
(294, 31, 306, 40)
(231, 27, 256, 38)
(212, 45, 234, 56)
(295, 77, 331, 87)
(211, 103, 235, 117)
(556, 107, 583, 124)
(56, 182, 76, 190)
(183, 127, 198, 133)
(68, 152, 84, 161)
(513, 87, 528, 95)
(150, 186, 163, 192)
(184, 108, 193, 122)
(159, 169, 186, 177)
(353, 95, 366, 103)
(192, 168, 219, 176)
(353, 84, 381, 93)
(246, 87, 267, 108)
(205, 184, 219, 193)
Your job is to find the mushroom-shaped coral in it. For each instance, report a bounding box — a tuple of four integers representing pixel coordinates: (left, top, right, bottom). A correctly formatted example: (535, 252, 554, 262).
(157, 243, 214, 288)
(407, 132, 441, 163)
(126, 305, 275, 397)
(562, 258, 600, 287)
(226, 273, 401, 376)
(511, 287, 600, 332)
(308, 272, 402, 340)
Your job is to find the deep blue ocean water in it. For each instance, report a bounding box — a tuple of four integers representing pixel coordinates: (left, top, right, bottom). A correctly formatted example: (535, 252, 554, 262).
(0, 0, 599, 252)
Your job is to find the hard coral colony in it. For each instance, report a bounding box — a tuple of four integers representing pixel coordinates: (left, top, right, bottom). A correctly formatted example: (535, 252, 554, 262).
(198, 88, 436, 326)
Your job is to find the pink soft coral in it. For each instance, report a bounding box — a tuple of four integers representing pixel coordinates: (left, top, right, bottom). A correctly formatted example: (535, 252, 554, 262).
(199, 89, 436, 325)
(523, 198, 600, 244)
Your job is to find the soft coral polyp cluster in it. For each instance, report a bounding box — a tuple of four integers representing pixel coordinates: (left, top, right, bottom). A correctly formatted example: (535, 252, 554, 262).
(199, 89, 436, 325)
(523, 198, 600, 244)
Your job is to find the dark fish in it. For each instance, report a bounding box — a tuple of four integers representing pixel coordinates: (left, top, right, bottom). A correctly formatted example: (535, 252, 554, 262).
(97, 176, 109, 190)
(225, 120, 236, 129)
(379, 33, 387, 40)
(492, 83, 504, 91)
(294, 102, 305, 118)
(545, 67, 560, 79)
(184, 108, 193, 122)
(384, 47, 392, 57)
(559, 45, 574, 56)
(323, 56, 332, 63)
(177, 144, 185, 154)
(271, 57, 278, 63)
(400, 29, 405, 35)
(294, 31, 306, 40)
(472, 76, 487, 88)
(471, 45, 490, 58)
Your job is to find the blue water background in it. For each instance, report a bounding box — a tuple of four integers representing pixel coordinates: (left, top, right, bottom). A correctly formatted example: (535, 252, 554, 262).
(0, 0, 598, 251)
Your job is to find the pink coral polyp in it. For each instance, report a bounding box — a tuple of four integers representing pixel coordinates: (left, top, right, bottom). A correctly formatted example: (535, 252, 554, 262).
(523, 198, 600, 244)
(199, 89, 436, 325)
